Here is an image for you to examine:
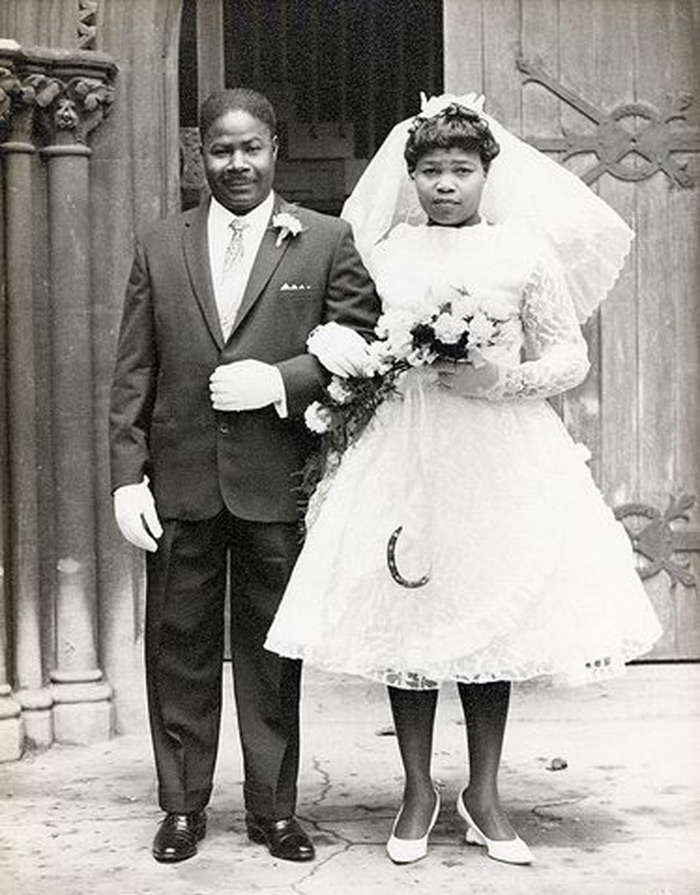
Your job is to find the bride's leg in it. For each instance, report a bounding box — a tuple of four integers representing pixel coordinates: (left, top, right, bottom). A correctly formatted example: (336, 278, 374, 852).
(387, 685, 439, 839)
(457, 680, 516, 840)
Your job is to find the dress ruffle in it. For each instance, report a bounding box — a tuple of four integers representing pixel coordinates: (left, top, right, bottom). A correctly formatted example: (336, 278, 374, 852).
(267, 372, 661, 689)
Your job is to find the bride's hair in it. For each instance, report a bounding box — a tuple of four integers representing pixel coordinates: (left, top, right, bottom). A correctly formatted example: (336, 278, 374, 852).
(404, 104, 500, 174)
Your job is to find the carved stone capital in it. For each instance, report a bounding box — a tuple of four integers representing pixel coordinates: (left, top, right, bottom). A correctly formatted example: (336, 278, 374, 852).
(44, 75, 116, 145)
(0, 71, 40, 144)
(0, 66, 21, 122)
(0, 42, 117, 148)
(6, 73, 66, 143)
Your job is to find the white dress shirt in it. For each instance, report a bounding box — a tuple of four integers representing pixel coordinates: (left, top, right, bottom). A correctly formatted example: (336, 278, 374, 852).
(208, 191, 275, 332)
(207, 192, 287, 416)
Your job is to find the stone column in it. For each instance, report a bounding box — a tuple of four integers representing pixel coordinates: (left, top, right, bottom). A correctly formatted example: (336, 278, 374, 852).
(0, 98, 22, 754)
(0, 55, 22, 761)
(38, 56, 116, 744)
(0, 48, 52, 751)
(0, 185, 21, 755)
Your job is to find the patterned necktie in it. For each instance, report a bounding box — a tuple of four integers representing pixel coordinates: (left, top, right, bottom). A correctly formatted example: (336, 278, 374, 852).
(219, 219, 250, 338)
(223, 219, 248, 271)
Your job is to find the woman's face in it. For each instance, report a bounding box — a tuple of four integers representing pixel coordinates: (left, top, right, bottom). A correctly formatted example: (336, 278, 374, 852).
(412, 147, 486, 226)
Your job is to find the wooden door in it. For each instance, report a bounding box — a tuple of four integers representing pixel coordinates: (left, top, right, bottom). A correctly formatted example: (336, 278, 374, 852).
(445, 0, 700, 659)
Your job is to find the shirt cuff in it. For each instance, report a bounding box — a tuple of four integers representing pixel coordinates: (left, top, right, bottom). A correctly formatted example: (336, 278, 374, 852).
(271, 366, 288, 418)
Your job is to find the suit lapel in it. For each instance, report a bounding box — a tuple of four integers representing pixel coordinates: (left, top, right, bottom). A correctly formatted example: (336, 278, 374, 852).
(182, 198, 225, 351)
(227, 195, 293, 340)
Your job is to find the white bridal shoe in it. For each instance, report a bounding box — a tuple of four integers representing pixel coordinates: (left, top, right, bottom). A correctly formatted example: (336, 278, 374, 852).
(386, 786, 441, 864)
(456, 786, 533, 865)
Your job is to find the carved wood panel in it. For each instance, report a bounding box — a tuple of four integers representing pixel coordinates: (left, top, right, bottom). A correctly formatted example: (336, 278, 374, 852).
(517, 56, 699, 188)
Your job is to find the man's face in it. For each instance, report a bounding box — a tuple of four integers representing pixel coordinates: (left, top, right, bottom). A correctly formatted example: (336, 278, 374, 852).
(411, 147, 486, 226)
(201, 109, 278, 214)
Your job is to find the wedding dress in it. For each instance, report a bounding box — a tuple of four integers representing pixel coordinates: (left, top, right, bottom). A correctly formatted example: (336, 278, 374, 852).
(265, 218, 662, 689)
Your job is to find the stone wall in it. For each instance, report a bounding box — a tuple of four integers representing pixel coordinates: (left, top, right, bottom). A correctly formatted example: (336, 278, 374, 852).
(0, 0, 184, 760)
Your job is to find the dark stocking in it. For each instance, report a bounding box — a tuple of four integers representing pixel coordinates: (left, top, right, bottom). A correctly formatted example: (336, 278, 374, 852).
(457, 680, 515, 840)
(387, 686, 439, 839)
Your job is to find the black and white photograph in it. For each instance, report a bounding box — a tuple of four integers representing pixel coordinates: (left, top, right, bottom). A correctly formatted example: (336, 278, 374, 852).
(0, 1, 698, 893)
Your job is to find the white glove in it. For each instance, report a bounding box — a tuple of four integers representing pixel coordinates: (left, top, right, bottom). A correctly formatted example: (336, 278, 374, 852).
(307, 322, 372, 377)
(209, 359, 284, 411)
(113, 476, 163, 552)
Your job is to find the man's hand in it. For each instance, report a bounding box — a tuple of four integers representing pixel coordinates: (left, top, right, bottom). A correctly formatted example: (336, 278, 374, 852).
(209, 359, 284, 411)
(307, 321, 372, 377)
(435, 353, 504, 398)
(113, 477, 162, 552)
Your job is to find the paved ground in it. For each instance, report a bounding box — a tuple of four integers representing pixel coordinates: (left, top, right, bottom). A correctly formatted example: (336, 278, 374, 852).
(0, 664, 698, 895)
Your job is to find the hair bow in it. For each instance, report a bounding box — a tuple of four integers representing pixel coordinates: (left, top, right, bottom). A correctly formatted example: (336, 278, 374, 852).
(418, 91, 486, 119)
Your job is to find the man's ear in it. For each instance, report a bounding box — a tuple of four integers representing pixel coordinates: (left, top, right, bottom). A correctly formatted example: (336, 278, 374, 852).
(272, 134, 279, 159)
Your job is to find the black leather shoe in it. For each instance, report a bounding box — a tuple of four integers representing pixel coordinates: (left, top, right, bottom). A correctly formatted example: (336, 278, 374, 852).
(246, 814, 315, 862)
(152, 810, 207, 863)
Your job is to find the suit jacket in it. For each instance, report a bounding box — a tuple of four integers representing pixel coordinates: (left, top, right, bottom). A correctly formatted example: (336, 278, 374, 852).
(109, 194, 380, 523)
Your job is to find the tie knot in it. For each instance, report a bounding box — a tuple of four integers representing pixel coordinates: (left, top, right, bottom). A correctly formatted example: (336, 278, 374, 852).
(223, 219, 248, 272)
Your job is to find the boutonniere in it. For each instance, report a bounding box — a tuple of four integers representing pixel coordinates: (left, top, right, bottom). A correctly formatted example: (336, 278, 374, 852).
(272, 211, 305, 247)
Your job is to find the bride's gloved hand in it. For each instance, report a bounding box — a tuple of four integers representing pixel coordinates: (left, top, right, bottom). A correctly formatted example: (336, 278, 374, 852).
(307, 322, 372, 377)
(435, 351, 505, 399)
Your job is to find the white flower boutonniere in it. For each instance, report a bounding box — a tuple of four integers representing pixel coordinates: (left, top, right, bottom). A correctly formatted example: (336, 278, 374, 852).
(272, 211, 305, 247)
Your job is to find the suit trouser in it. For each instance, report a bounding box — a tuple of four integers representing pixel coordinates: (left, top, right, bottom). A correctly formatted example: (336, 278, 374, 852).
(145, 509, 302, 818)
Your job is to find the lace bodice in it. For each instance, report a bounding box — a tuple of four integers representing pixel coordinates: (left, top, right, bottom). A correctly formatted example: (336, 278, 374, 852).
(369, 220, 590, 401)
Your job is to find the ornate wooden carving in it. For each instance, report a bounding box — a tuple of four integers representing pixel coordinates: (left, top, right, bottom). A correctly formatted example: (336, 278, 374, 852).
(614, 495, 700, 588)
(517, 57, 699, 188)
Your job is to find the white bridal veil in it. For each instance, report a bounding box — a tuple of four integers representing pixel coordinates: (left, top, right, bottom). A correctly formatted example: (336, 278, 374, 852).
(342, 93, 634, 322)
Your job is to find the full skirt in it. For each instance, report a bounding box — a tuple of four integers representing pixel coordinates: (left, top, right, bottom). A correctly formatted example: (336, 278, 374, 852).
(266, 371, 662, 689)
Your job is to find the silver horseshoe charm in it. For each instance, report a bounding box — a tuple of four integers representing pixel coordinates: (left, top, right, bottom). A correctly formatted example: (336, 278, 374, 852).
(386, 526, 431, 589)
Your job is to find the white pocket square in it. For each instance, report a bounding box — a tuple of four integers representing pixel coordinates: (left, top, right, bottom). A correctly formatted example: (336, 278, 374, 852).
(280, 282, 313, 292)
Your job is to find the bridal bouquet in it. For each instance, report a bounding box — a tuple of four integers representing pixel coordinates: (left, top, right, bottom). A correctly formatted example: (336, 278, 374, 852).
(298, 288, 513, 507)
(373, 285, 513, 366)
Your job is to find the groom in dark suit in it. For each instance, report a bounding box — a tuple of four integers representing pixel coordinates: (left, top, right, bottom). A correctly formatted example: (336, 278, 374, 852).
(109, 88, 379, 864)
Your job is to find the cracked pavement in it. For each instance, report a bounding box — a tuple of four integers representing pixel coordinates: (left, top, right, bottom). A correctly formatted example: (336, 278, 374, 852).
(0, 665, 698, 895)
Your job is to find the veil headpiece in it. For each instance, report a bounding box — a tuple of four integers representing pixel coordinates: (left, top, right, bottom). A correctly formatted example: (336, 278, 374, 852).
(342, 92, 634, 322)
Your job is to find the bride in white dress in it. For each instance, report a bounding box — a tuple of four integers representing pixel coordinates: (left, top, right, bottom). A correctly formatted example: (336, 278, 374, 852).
(265, 95, 661, 866)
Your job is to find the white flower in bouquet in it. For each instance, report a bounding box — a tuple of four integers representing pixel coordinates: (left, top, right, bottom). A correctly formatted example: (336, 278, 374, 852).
(467, 309, 498, 347)
(326, 376, 354, 404)
(432, 311, 468, 344)
(304, 401, 333, 434)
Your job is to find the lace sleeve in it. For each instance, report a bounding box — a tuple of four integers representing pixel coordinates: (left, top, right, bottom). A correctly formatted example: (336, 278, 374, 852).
(499, 257, 590, 400)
